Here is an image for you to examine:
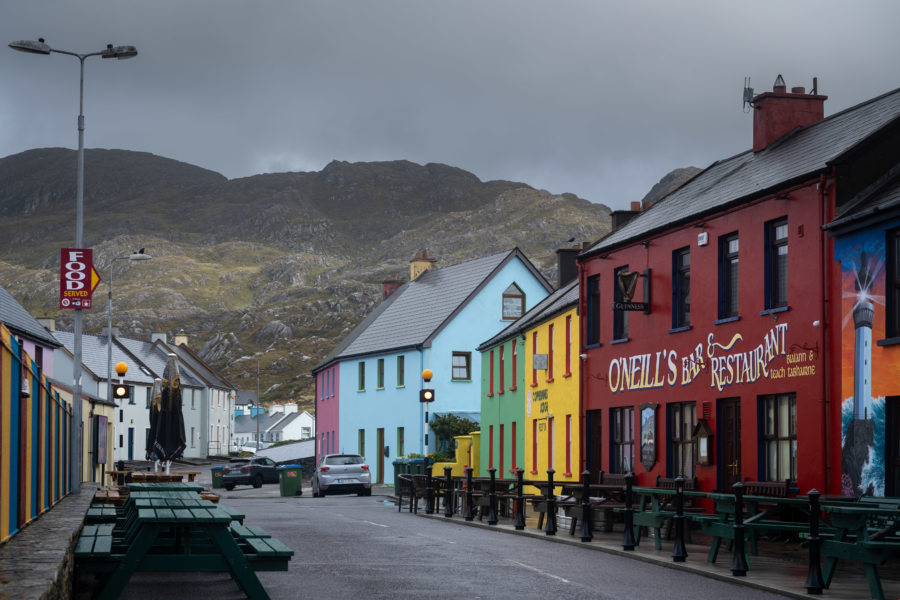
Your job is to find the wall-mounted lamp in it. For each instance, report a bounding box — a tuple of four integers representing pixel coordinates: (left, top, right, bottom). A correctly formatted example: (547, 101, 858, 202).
(641, 241, 650, 248)
(579, 353, 588, 360)
(21, 378, 31, 398)
(693, 222, 706, 228)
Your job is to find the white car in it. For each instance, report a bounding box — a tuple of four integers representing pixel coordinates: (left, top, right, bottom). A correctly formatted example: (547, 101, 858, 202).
(311, 454, 372, 497)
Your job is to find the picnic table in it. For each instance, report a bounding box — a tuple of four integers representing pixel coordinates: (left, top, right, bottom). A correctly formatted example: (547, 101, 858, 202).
(127, 481, 204, 493)
(821, 504, 900, 600)
(559, 483, 626, 534)
(77, 493, 290, 600)
(628, 486, 704, 550)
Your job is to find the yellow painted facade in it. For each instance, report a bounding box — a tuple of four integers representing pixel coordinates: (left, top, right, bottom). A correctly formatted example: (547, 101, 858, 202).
(524, 306, 580, 485)
(431, 432, 480, 477)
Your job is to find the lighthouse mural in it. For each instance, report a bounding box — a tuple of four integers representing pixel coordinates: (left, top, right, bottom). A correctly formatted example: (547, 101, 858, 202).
(837, 239, 888, 497)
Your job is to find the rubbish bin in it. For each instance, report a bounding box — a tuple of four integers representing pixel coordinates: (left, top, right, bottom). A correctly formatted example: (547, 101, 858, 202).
(408, 458, 431, 476)
(210, 465, 225, 489)
(278, 464, 303, 496)
(392, 459, 405, 489)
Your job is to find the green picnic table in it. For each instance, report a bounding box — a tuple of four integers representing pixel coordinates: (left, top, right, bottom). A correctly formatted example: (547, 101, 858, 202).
(77, 497, 290, 600)
(127, 481, 204, 493)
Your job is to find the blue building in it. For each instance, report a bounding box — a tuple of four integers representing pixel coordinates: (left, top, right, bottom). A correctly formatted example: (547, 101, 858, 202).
(313, 249, 553, 485)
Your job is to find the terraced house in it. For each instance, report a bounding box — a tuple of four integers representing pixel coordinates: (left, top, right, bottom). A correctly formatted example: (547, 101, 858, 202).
(313, 249, 552, 486)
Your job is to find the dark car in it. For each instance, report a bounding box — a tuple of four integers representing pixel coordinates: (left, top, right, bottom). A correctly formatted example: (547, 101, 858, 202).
(222, 456, 280, 490)
(311, 454, 372, 497)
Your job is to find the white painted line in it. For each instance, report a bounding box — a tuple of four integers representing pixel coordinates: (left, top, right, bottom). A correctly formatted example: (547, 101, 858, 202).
(363, 520, 389, 528)
(508, 560, 571, 584)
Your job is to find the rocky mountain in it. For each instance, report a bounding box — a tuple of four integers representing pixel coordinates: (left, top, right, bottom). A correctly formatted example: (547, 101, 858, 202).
(0, 148, 625, 410)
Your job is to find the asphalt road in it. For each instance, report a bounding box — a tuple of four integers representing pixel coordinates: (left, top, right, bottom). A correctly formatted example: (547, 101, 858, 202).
(118, 486, 790, 600)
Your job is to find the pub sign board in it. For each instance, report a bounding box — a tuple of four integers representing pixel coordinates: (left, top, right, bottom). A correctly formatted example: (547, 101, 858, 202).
(60, 248, 101, 309)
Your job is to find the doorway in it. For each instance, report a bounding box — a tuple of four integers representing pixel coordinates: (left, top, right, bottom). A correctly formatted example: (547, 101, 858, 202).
(587, 409, 602, 482)
(886, 397, 900, 496)
(718, 398, 741, 491)
(377, 428, 384, 484)
(127, 427, 135, 461)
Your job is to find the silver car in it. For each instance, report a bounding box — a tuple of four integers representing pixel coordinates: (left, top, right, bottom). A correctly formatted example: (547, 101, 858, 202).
(312, 454, 372, 497)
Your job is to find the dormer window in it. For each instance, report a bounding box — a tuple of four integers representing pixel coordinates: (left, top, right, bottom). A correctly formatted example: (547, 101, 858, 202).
(502, 283, 525, 320)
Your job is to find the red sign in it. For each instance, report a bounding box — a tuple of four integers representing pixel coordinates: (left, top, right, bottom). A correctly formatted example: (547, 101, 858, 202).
(59, 248, 101, 309)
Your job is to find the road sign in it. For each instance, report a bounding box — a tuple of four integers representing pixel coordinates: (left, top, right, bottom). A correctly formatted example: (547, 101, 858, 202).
(60, 248, 100, 309)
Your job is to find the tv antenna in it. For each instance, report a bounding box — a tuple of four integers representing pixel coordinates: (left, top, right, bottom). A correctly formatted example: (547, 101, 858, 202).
(742, 77, 755, 113)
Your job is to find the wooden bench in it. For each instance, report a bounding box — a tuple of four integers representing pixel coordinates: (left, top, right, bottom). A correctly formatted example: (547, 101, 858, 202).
(742, 478, 792, 497)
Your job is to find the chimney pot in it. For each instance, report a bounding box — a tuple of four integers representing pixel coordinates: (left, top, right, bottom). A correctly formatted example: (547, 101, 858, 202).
(630, 201, 641, 211)
(752, 75, 826, 152)
(773, 74, 786, 94)
(791, 86, 805, 94)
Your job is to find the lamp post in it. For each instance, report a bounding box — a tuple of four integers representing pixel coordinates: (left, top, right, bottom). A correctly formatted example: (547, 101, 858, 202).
(9, 38, 137, 492)
(106, 251, 152, 405)
(256, 358, 261, 451)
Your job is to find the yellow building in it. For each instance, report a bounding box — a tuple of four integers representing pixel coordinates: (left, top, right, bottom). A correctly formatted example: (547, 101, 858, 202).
(50, 381, 116, 485)
(523, 281, 581, 485)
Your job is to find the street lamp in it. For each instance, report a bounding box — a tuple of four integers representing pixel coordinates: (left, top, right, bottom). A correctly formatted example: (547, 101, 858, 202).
(106, 251, 152, 406)
(9, 37, 138, 492)
(256, 358, 261, 451)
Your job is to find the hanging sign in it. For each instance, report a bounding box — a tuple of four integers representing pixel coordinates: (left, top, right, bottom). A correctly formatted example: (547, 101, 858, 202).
(613, 269, 651, 312)
(60, 248, 101, 309)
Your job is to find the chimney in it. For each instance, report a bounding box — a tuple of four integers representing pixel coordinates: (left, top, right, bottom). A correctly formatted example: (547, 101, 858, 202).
(151, 332, 167, 344)
(382, 274, 404, 299)
(556, 244, 586, 288)
(174, 329, 188, 347)
(36, 318, 56, 332)
(409, 250, 437, 281)
(752, 74, 827, 152)
(610, 208, 640, 232)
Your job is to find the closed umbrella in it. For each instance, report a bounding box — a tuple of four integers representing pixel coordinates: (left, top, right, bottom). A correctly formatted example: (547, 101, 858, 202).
(151, 354, 187, 472)
(145, 378, 162, 461)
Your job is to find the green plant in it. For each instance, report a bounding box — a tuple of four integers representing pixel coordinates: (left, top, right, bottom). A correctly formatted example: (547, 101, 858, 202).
(429, 414, 479, 452)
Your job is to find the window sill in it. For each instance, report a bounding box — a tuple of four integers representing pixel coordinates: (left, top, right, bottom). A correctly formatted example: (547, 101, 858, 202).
(714, 316, 741, 325)
(396, 385, 405, 389)
(530, 470, 539, 475)
(610, 337, 630, 345)
(357, 389, 365, 393)
(545, 377, 554, 383)
(530, 383, 538, 388)
(563, 472, 572, 478)
(583, 342, 603, 350)
(760, 306, 790, 317)
(486, 393, 494, 398)
(877, 336, 900, 347)
(562, 372, 571, 378)
(498, 389, 504, 395)
(451, 378, 472, 383)
(668, 325, 692, 334)
(509, 386, 517, 391)
(376, 387, 385, 391)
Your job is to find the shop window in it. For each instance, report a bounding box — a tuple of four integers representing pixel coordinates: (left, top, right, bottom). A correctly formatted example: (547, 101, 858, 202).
(611, 406, 634, 474)
(668, 402, 697, 478)
(760, 393, 797, 482)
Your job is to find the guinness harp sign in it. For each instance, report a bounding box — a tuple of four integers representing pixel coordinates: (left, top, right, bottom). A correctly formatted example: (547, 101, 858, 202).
(613, 269, 651, 313)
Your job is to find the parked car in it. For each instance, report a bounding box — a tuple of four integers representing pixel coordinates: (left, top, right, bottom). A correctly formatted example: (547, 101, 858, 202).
(222, 456, 280, 490)
(312, 454, 372, 497)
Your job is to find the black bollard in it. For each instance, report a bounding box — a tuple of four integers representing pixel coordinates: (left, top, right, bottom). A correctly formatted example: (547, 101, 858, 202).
(464, 467, 475, 521)
(514, 468, 526, 530)
(425, 461, 435, 514)
(672, 476, 688, 562)
(622, 472, 636, 550)
(545, 468, 557, 536)
(444, 467, 453, 518)
(580, 470, 593, 542)
(731, 481, 749, 576)
(488, 468, 498, 525)
(805, 489, 824, 594)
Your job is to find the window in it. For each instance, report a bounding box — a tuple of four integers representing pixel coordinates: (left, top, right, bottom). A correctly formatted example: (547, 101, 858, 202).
(511, 421, 517, 471)
(761, 393, 797, 482)
(547, 324, 555, 381)
(377, 358, 384, 389)
(397, 355, 405, 387)
(586, 274, 602, 345)
(452, 352, 471, 380)
(531, 419, 538, 474)
(531, 331, 539, 386)
(611, 407, 634, 474)
(672, 248, 691, 329)
(190, 389, 195, 410)
(500, 423, 505, 475)
(548, 416, 555, 469)
(190, 426, 196, 448)
(119, 409, 123, 423)
(499, 346, 505, 393)
(888, 228, 900, 338)
(510, 339, 518, 391)
(358, 361, 365, 390)
(145, 387, 151, 409)
(397, 427, 404, 457)
(489, 425, 494, 470)
(358, 429, 365, 456)
(613, 265, 629, 340)
(565, 414, 572, 476)
(564, 315, 572, 376)
(766, 217, 789, 309)
(488, 350, 495, 396)
(669, 402, 697, 478)
(719, 233, 740, 319)
(502, 283, 525, 320)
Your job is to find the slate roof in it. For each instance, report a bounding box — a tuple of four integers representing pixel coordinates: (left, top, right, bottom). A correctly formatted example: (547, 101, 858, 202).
(0, 285, 59, 347)
(586, 86, 900, 255)
(268, 411, 303, 433)
(54, 331, 154, 383)
(47, 376, 116, 406)
(166, 343, 233, 390)
(234, 413, 284, 434)
(115, 336, 204, 387)
(316, 248, 551, 367)
(825, 171, 900, 233)
(478, 278, 579, 351)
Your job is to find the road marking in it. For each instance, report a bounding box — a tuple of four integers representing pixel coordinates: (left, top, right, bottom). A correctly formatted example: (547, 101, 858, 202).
(363, 520, 389, 528)
(508, 560, 571, 584)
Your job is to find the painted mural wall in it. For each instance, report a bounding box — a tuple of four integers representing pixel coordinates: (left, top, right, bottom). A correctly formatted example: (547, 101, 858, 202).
(835, 224, 899, 497)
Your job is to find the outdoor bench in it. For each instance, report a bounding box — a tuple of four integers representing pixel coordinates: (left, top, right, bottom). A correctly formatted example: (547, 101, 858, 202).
(624, 478, 700, 550)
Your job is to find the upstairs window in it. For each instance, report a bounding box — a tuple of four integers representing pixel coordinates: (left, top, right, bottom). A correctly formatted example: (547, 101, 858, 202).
(357, 361, 365, 391)
(452, 352, 471, 381)
(672, 247, 691, 328)
(377, 358, 385, 389)
(564, 315, 572, 376)
(488, 350, 495, 396)
(499, 345, 505, 393)
(510, 339, 518, 391)
(765, 218, 789, 309)
(586, 274, 602, 345)
(547, 323, 555, 381)
(397, 355, 405, 387)
(719, 233, 740, 319)
(502, 283, 525, 320)
(613, 265, 629, 340)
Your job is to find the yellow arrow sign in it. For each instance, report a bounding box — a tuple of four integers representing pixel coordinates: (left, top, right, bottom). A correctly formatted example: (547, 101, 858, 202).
(90, 266, 101, 295)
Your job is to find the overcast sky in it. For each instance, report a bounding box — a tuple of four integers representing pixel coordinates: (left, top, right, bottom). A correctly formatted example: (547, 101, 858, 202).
(2, 1, 899, 211)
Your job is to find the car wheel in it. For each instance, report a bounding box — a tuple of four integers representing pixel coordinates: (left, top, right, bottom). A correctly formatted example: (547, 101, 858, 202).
(364, 488, 372, 497)
(224, 483, 235, 491)
(252, 474, 263, 488)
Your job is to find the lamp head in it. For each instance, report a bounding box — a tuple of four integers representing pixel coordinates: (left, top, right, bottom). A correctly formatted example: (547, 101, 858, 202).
(101, 44, 138, 60)
(128, 250, 152, 261)
(421, 368, 433, 382)
(115, 361, 128, 376)
(8, 38, 51, 55)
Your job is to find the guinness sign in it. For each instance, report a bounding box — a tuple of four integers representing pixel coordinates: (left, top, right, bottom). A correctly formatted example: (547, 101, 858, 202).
(613, 269, 651, 313)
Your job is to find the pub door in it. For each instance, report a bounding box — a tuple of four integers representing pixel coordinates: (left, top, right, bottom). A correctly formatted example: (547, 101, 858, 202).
(587, 409, 603, 483)
(718, 398, 741, 491)
(886, 397, 900, 496)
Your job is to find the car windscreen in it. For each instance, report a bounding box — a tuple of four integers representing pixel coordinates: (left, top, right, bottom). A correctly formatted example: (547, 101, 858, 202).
(324, 455, 364, 465)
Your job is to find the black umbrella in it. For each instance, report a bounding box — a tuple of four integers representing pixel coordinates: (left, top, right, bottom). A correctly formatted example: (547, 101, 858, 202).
(145, 377, 162, 460)
(151, 354, 187, 464)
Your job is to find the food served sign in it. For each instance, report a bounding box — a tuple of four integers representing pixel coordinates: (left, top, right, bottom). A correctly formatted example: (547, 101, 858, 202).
(59, 248, 101, 309)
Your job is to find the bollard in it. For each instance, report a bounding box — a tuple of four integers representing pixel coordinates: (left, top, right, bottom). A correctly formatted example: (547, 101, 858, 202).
(464, 467, 475, 521)
(488, 468, 498, 525)
(672, 476, 688, 562)
(580, 470, 593, 542)
(545, 468, 557, 536)
(805, 489, 824, 594)
(622, 472, 636, 550)
(444, 466, 453, 518)
(514, 468, 526, 530)
(425, 461, 435, 514)
(731, 481, 749, 576)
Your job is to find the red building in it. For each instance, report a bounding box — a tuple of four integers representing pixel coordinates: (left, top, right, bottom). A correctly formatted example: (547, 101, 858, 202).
(577, 77, 900, 494)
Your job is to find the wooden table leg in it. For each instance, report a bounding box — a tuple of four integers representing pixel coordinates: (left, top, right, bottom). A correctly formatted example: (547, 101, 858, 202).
(209, 524, 271, 600)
